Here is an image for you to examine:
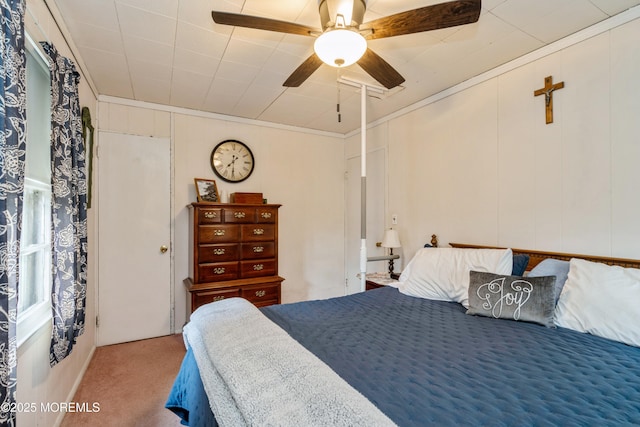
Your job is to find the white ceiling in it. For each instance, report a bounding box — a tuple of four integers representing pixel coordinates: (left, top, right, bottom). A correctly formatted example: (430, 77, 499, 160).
(52, 0, 640, 134)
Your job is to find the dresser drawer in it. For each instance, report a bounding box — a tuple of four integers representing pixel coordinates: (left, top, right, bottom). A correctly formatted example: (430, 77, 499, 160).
(192, 288, 240, 311)
(197, 262, 239, 282)
(241, 242, 275, 260)
(197, 208, 223, 224)
(241, 224, 275, 241)
(256, 207, 277, 223)
(241, 283, 280, 305)
(198, 243, 239, 263)
(199, 224, 240, 243)
(240, 259, 276, 278)
(223, 207, 256, 223)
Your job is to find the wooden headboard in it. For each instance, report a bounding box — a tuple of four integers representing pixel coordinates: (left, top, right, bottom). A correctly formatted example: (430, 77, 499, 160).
(449, 242, 640, 271)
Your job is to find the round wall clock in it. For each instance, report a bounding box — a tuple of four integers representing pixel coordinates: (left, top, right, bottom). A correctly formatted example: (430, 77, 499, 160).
(210, 139, 255, 183)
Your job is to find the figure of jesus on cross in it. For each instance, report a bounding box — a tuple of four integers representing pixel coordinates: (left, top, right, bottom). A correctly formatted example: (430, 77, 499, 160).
(534, 75, 564, 124)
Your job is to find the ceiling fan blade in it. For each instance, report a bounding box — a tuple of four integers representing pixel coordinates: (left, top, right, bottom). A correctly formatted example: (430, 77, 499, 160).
(357, 49, 405, 89)
(283, 54, 325, 87)
(360, 0, 481, 40)
(212, 11, 319, 36)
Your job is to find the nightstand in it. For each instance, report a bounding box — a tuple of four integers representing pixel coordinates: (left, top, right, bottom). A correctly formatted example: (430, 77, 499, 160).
(364, 273, 400, 291)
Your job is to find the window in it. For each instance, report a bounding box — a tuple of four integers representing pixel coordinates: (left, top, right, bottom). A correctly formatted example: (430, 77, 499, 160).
(19, 180, 50, 313)
(18, 36, 52, 346)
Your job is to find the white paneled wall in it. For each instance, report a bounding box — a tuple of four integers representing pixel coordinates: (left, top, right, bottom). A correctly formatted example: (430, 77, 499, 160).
(497, 53, 566, 251)
(610, 18, 640, 256)
(382, 16, 640, 265)
(560, 33, 611, 253)
(98, 102, 171, 137)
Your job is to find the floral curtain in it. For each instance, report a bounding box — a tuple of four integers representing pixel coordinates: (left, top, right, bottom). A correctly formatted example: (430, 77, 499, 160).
(0, 0, 26, 424)
(41, 42, 88, 366)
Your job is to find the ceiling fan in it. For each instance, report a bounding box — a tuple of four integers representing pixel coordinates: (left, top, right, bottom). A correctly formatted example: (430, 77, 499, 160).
(211, 0, 481, 89)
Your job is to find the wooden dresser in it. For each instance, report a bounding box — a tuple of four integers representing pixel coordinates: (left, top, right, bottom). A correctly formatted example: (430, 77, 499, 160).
(185, 202, 283, 312)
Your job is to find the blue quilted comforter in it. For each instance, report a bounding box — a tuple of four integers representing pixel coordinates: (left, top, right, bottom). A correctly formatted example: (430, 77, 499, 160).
(167, 286, 640, 426)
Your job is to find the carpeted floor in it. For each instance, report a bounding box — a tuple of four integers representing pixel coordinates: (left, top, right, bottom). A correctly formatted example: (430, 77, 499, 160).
(61, 334, 186, 427)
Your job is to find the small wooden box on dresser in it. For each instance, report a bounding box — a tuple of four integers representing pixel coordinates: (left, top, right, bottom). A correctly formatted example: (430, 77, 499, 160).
(184, 202, 283, 313)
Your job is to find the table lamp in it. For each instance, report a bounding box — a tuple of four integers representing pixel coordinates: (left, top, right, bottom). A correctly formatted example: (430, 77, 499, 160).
(381, 229, 401, 275)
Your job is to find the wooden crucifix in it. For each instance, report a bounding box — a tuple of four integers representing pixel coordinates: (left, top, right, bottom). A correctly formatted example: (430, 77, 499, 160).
(534, 75, 564, 124)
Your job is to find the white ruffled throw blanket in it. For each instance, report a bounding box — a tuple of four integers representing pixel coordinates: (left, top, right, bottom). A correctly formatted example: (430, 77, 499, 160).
(184, 298, 396, 427)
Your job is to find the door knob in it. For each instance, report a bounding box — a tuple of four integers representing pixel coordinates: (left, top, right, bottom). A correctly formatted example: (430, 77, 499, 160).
(160, 245, 168, 253)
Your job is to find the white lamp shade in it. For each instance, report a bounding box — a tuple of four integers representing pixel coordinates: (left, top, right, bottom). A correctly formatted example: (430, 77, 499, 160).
(314, 29, 367, 67)
(381, 229, 401, 248)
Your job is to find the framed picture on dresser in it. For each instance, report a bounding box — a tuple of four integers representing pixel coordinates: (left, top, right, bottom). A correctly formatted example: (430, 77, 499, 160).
(194, 178, 219, 202)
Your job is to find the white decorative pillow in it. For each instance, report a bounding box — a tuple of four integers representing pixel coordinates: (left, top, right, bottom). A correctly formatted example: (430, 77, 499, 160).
(398, 247, 513, 307)
(554, 258, 640, 347)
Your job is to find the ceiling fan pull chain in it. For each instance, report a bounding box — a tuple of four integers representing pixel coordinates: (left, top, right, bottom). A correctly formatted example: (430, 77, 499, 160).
(337, 70, 342, 123)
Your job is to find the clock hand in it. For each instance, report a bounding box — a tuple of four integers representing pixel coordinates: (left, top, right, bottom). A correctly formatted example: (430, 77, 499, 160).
(225, 155, 238, 168)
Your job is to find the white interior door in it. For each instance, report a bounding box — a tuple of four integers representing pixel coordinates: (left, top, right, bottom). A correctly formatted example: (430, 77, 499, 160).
(346, 148, 386, 294)
(97, 132, 171, 346)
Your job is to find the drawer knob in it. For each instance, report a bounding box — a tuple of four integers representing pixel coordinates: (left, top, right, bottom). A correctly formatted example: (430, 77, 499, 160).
(253, 264, 264, 271)
(253, 228, 264, 235)
(255, 290, 266, 297)
(213, 248, 226, 255)
(214, 229, 226, 236)
(204, 211, 217, 219)
(253, 246, 264, 253)
(213, 296, 225, 302)
(213, 267, 226, 274)
(234, 212, 246, 218)
(261, 212, 272, 219)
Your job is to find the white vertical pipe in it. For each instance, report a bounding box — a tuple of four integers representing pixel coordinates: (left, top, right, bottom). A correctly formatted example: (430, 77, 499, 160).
(359, 84, 367, 292)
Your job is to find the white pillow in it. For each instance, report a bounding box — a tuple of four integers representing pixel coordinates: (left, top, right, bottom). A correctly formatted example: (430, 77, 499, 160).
(398, 247, 513, 307)
(554, 258, 640, 347)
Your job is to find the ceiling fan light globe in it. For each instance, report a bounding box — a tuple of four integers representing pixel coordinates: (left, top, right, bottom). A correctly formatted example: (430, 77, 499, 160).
(314, 29, 367, 67)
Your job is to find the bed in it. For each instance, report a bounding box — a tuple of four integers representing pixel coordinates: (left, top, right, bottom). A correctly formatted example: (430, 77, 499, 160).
(166, 242, 640, 426)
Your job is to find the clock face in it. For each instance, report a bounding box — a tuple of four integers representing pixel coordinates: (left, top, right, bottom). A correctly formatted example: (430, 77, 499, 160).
(210, 140, 255, 183)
